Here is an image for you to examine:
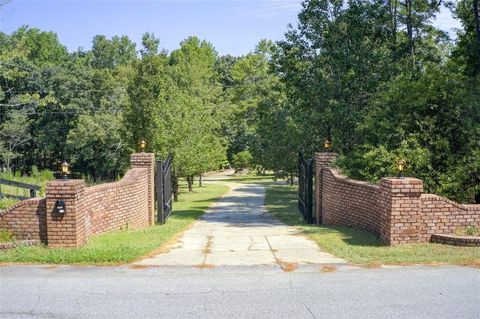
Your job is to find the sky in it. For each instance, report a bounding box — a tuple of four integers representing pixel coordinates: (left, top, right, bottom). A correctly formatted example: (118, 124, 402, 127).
(0, 0, 462, 57)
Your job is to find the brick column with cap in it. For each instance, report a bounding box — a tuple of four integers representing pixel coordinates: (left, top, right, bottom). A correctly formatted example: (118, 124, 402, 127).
(130, 152, 155, 225)
(45, 179, 86, 247)
(379, 177, 424, 245)
(314, 152, 339, 224)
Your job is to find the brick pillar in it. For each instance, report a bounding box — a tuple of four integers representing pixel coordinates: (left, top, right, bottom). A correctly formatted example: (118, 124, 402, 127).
(45, 180, 86, 247)
(131, 153, 155, 225)
(314, 152, 338, 224)
(379, 177, 423, 245)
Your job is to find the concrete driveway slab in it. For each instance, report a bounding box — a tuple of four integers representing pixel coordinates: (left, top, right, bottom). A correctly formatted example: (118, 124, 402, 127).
(205, 250, 277, 266)
(135, 183, 345, 268)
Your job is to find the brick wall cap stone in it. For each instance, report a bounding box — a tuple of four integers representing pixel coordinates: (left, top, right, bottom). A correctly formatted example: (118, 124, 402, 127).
(47, 180, 85, 187)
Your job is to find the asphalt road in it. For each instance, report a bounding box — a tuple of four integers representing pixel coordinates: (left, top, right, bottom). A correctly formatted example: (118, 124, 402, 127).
(1, 264, 479, 319)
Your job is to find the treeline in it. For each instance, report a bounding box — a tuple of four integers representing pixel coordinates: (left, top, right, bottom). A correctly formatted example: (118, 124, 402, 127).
(1, 0, 479, 203)
(0, 26, 276, 196)
(262, 0, 479, 204)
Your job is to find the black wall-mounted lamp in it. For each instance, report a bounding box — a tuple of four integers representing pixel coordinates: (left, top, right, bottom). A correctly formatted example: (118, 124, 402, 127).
(55, 199, 66, 214)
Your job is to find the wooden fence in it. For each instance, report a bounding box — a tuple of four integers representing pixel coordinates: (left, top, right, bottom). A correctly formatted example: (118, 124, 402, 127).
(0, 178, 41, 200)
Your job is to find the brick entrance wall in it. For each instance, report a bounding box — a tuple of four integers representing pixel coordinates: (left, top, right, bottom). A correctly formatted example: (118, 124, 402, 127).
(0, 152, 155, 248)
(0, 198, 46, 242)
(315, 152, 480, 245)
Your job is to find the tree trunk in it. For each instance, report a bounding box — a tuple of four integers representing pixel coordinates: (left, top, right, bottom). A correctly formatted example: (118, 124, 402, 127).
(290, 173, 294, 186)
(406, 0, 414, 66)
(172, 174, 179, 202)
(187, 175, 194, 192)
(474, 0, 480, 74)
(199, 174, 202, 187)
(388, 0, 398, 43)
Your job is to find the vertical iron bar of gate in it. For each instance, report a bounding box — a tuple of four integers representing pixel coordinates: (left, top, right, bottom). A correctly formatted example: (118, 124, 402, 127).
(156, 159, 165, 224)
(306, 159, 314, 224)
(298, 152, 304, 218)
(298, 152, 314, 224)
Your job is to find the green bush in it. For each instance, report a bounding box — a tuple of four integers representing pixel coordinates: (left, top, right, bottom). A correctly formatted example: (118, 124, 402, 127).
(231, 150, 253, 172)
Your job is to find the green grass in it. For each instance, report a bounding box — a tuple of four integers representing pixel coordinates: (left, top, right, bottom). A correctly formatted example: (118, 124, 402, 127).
(455, 226, 480, 237)
(265, 184, 480, 266)
(0, 182, 229, 265)
(213, 173, 278, 185)
(0, 229, 15, 242)
(0, 197, 19, 210)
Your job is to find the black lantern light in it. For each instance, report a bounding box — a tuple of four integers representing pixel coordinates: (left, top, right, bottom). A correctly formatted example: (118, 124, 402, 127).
(397, 159, 406, 179)
(324, 139, 332, 151)
(140, 140, 146, 152)
(61, 161, 70, 180)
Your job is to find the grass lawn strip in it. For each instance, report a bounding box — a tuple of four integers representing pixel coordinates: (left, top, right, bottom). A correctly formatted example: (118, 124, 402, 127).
(0, 182, 229, 265)
(265, 184, 480, 267)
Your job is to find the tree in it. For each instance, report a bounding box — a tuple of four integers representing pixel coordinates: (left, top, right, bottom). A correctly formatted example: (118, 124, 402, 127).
(0, 0, 12, 8)
(451, 0, 480, 75)
(91, 35, 136, 69)
(231, 150, 253, 172)
(140, 32, 160, 57)
(167, 37, 225, 191)
(126, 36, 226, 196)
(66, 112, 128, 180)
(0, 111, 31, 171)
(223, 40, 280, 163)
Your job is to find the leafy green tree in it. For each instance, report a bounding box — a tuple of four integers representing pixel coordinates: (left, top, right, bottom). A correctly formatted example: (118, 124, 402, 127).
(223, 40, 280, 162)
(126, 36, 226, 195)
(140, 32, 160, 57)
(66, 112, 128, 180)
(0, 110, 31, 171)
(451, 0, 480, 75)
(91, 35, 136, 69)
(8, 26, 69, 67)
(231, 150, 253, 172)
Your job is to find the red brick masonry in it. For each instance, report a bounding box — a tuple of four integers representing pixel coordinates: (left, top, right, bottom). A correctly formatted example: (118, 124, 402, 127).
(0, 153, 155, 247)
(315, 152, 480, 245)
(0, 198, 46, 242)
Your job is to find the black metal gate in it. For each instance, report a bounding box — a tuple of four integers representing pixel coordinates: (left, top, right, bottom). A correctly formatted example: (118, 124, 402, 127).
(156, 154, 173, 224)
(298, 152, 314, 224)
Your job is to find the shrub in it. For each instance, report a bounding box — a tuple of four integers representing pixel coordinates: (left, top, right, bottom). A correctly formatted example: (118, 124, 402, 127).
(231, 150, 253, 172)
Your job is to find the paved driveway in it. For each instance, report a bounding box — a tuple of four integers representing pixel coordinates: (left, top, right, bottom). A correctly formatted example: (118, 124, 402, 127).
(135, 183, 344, 268)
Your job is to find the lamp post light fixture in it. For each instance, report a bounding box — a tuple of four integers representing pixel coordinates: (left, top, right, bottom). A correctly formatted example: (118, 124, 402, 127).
(61, 161, 70, 180)
(324, 139, 332, 152)
(397, 159, 406, 179)
(140, 140, 146, 152)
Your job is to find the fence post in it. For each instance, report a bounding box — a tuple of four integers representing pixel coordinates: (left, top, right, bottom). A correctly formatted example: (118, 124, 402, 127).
(45, 179, 86, 247)
(379, 177, 423, 245)
(314, 152, 338, 224)
(306, 159, 314, 223)
(131, 153, 155, 225)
